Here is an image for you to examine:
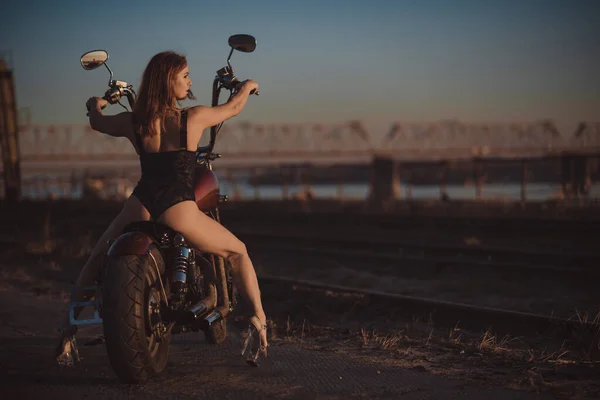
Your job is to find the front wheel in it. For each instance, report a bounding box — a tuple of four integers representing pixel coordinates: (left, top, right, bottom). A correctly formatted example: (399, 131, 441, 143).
(102, 244, 171, 383)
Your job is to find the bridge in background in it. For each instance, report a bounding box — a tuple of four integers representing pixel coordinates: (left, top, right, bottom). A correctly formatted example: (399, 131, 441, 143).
(15, 119, 600, 171)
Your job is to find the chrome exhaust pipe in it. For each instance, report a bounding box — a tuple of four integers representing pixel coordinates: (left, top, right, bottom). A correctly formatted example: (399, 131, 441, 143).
(205, 310, 223, 326)
(186, 300, 208, 321)
(203, 306, 230, 326)
(185, 280, 217, 321)
(186, 253, 218, 321)
(200, 256, 231, 329)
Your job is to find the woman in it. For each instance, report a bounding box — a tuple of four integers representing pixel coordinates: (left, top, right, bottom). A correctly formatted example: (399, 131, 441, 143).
(56, 51, 268, 365)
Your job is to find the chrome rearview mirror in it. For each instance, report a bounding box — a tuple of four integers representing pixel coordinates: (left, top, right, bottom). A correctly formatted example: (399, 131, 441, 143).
(228, 34, 256, 53)
(80, 50, 109, 70)
(225, 35, 257, 71)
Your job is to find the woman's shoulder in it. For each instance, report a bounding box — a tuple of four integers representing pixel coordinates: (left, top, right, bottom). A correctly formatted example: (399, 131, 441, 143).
(184, 105, 208, 124)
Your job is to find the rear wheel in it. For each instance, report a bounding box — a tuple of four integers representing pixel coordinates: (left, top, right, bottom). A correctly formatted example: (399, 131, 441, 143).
(102, 244, 171, 383)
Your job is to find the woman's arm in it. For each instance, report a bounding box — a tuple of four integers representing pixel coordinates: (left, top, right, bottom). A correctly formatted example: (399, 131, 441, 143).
(187, 80, 259, 132)
(87, 97, 133, 138)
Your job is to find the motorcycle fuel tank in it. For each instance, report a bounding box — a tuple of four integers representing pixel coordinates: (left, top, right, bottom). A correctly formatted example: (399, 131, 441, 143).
(194, 167, 220, 211)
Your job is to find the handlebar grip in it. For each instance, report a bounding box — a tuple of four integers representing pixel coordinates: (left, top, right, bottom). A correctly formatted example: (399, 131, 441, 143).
(86, 101, 107, 117)
(235, 81, 259, 96)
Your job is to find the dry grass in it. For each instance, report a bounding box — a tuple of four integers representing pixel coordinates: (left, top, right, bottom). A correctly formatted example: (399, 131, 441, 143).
(477, 327, 519, 353)
(527, 346, 570, 364)
(265, 307, 599, 395)
(268, 282, 600, 398)
(448, 321, 463, 344)
(567, 309, 600, 361)
(267, 318, 277, 340)
(359, 328, 402, 350)
(571, 308, 600, 326)
(281, 317, 317, 345)
(329, 318, 600, 397)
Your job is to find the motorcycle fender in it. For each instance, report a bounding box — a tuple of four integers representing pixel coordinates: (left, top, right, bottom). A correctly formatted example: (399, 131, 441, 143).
(107, 231, 156, 256)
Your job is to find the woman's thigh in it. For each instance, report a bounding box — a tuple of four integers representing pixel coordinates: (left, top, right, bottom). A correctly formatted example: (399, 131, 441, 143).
(159, 201, 245, 259)
(121, 194, 151, 222)
(98, 195, 151, 245)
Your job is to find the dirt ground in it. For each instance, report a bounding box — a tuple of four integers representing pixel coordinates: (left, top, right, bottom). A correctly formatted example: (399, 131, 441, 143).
(0, 286, 569, 400)
(0, 202, 599, 398)
(0, 246, 598, 398)
(2, 279, 599, 399)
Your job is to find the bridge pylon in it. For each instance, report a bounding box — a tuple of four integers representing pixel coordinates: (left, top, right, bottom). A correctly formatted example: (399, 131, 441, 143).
(0, 52, 21, 202)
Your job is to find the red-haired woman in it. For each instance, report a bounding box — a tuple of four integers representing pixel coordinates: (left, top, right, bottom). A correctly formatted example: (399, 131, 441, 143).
(56, 51, 267, 365)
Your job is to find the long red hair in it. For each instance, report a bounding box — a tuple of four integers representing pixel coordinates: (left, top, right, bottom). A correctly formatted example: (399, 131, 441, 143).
(133, 51, 196, 137)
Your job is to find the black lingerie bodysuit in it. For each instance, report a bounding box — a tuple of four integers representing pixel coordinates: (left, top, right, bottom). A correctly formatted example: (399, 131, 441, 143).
(132, 109, 197, 220)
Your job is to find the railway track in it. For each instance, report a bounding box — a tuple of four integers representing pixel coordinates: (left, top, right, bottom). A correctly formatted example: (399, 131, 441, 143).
(1, 235, 597, 346)
(238, 231, 600, 279)
(223, 206, 600, 236)
(243, 230, 598, 324)
(259, 274, 600, 340)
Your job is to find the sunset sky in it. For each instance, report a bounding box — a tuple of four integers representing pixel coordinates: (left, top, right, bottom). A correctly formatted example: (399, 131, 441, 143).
(1, 0, 598, 128)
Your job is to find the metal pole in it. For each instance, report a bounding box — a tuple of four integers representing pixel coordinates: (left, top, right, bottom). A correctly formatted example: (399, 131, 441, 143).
(520, 159, 527, 204)
(0, 54, 22, 202)
(440, 161, 448, 200)
(337, 167, 344, 201)
(405, 167, 412, 200)
(281, 166, 289, 200)
(252, 167, 259, 200)
(473, 160, 483, 200)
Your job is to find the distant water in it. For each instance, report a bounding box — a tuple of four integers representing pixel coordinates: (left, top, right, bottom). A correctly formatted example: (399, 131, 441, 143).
(218, 181, 600, 202)
(13, 170, 600, 202)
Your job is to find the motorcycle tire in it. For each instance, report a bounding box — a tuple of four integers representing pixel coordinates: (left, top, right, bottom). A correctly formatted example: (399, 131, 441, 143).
(101, 244, 170, 383)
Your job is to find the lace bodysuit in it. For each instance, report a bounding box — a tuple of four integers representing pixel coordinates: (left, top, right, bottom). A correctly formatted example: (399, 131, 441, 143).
(132, 109, 197, 220)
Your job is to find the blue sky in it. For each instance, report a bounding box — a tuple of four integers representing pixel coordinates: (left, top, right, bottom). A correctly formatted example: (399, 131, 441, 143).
(1, 0, 598, 127)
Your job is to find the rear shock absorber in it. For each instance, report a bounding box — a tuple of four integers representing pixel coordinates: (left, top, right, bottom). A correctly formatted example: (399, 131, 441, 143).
(171, 234, 192, 296)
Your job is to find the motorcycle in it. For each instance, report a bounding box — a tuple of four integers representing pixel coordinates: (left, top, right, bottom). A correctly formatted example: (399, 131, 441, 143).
(73, 34, 261, 383)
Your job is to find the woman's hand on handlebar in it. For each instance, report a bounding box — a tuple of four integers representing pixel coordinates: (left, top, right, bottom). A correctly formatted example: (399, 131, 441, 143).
(86, 96, 108, 112)
(238, 79, 259, 96)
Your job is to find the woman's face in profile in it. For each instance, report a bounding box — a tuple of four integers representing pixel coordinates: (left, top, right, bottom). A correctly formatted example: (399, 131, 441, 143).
(173, 65, 192, 100)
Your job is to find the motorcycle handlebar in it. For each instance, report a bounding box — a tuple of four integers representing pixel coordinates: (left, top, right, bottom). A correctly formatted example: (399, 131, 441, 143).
(235, 81, 259, 96)
(85, 86, 135, 117)
(85, 94, 110, 117)
(199, 78, 259, 154)
(125, 90, 135, 109)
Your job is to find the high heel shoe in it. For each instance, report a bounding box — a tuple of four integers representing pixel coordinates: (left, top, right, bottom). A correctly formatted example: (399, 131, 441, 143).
(55, 325, 80, 367)
(241, 315, 268, 367)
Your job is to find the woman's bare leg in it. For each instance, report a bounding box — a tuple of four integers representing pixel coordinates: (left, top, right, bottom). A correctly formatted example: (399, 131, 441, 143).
(159, 201, 267, 348)
(62, 195, 151, 327)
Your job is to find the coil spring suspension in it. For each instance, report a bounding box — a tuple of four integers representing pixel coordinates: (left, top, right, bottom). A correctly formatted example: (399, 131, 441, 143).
(171, 234, 192, 296)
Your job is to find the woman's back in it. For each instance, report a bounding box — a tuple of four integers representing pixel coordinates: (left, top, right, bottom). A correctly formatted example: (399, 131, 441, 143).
(134, 110, 197, 154)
